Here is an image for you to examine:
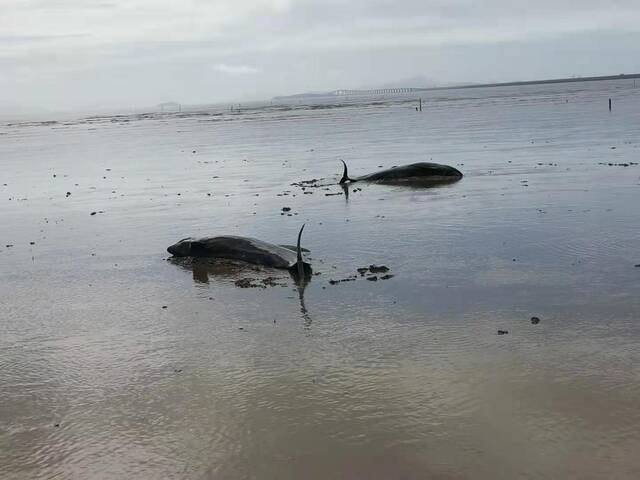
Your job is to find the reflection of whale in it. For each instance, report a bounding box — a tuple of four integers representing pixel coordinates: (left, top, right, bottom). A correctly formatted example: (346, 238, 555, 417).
(339, 160, 463, 186)
(293, 274, 312, 328)
(168, 257, 313, 325)
(168, 225, 311, 278)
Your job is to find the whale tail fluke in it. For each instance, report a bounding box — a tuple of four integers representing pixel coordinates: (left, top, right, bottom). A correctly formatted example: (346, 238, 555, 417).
(339, 160, 352, 184)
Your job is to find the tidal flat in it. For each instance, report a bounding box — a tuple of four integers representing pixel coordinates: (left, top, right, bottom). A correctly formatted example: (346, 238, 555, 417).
(1, 79, 639, 479)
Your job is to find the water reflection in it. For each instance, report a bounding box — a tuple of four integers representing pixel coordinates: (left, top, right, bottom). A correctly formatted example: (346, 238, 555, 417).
(168, 257, 313, 326)
(293, 273, 312, 328)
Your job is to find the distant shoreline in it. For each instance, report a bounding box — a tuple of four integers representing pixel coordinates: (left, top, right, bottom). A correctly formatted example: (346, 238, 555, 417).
(274, 73, 640, 100)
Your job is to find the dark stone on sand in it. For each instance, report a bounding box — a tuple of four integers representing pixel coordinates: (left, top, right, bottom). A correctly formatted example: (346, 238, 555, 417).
(635, 264, 640, 268)
(66, 192, 71, 197)
(369, 265, 389, 273)
(329, 277, 356, 285)
(357, 267, 369, 276)
(282, 207, 291, 212)
(530, 316, 541, 325)
(380, 274, 394, 280)
(6, 244, 13, 248)
(162, 306, 167, 309)
(54, 423, 60, 427)
(366, 276, 378, 281)
(90, 212, 97, 216)
(29, 242, 35, 245)
(497, 330, 509, 335)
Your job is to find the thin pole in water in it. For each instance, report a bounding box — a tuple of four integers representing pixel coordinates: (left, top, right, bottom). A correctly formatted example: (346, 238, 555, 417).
(419, 97, 422, 112)
(609, 98, 612, 111)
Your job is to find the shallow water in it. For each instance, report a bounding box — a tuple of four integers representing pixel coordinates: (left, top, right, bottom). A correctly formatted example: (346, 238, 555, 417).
(1, 79, 640, 479)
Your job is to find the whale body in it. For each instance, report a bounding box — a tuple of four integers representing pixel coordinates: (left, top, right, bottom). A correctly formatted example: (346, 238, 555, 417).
(168, 225, 310, 276)
(339, 160, 462, 185)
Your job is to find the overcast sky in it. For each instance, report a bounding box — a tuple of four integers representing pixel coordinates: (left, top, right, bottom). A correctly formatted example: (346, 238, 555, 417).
(2, 0, 640, 112)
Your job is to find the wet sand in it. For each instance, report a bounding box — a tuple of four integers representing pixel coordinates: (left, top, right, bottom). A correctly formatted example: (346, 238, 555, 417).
(1, 79, 640, 479)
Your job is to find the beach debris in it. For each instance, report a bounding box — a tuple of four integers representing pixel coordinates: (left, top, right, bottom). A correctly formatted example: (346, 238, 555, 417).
(162, 306, 167, 309)
(598, 162, 638, 167)
(497, 330, 509, 335)
(234, 276, 287, 288)
(235, 278, 260, 288)
(329, 276, 356, 285)
(329, 264, 395, 286)
(90, 211, 97, 215)
(530, 316, 541, 325)
(282, 207, 291, 212)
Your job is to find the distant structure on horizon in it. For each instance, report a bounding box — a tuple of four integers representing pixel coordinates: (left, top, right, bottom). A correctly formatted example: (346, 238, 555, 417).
(159, 101, 181, 112)
(273, 73, 640, 101)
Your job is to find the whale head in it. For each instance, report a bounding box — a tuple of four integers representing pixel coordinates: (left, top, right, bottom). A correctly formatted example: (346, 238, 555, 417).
(167, 237, 195, 256)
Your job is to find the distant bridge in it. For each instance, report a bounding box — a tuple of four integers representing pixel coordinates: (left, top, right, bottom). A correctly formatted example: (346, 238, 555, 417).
(331, 88, 425, 96)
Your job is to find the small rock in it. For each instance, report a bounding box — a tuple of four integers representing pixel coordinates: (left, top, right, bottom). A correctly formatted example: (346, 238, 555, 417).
(90, 211, 97, 216)
(366, 276, 379, 281)
(54, 423, 60, 427)
(497, 330, 509, 335)
(380, 274, 394, 280)
(530, 316, 541, 325)
(66, 192, 71, 197)
(357, 267, 369, 276)
(282, 207, 291, 212)
(162, 306, 167, 309)
(369, 265, 389, 273)
(29, 241, 35, 245)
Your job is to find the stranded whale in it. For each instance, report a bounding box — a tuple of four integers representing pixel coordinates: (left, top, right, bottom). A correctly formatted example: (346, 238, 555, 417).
(339, 160, 462, 185)
(167, 225, 311, 277)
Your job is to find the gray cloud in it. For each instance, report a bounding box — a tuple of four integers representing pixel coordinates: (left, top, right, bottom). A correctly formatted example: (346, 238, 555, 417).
(1, 0, 640, 112)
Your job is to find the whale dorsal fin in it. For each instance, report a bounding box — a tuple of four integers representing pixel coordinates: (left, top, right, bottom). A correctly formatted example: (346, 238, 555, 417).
(339, 160, 352, 184)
